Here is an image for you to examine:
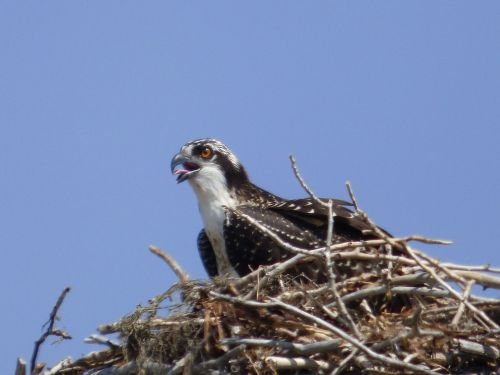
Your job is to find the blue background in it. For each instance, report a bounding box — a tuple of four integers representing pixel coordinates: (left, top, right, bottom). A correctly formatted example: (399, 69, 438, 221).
(1, 2, 499, 373)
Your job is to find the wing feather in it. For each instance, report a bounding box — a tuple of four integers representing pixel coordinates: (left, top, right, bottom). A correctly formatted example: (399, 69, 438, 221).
(197, 229, 219, 278)
(269, 197, 388, 239)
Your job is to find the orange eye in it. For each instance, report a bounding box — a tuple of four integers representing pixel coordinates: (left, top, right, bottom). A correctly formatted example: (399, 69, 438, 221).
(200, 147, 213, 159)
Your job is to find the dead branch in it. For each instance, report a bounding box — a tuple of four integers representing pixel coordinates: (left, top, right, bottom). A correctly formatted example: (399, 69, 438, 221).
(149, 245, 189, 282)
(15, 358, 26, 375)
(31, 287, 71, 375)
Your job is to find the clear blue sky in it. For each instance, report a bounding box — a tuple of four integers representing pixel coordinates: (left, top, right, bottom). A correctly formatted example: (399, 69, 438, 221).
(1, 1, 499, 373)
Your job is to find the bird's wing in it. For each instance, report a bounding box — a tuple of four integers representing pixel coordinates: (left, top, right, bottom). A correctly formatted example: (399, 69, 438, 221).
(197, 229, 219, 278)
(268, 197, 383, 239)
(223, 205, 324, 277)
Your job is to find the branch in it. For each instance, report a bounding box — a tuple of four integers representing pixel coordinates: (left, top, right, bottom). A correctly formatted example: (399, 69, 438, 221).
(220, 338, 342, 355)
(289, 155, 328, 206)
(266, 356, 330, 372)
(149, 245, 189, 282)
(345, 180, 359, 212)
(31, 287, 71, 375)
(15, 358, 26, 375)
(192, 344, 246, 373)
(451, 280, 474, 327)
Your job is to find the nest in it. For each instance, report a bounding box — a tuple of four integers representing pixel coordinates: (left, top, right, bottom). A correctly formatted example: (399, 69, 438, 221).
(26, 166, 500, 375)
(37, 229, 500, 375)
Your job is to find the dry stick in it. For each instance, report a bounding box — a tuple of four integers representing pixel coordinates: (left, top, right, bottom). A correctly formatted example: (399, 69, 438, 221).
(345, 181, 359, 212)
(42, 358, 72, 375)
(413, 249, 467, 286)
(15, 358, 26, 375)
(289, 155, 328, 207)
(266, 356, 330, 372)
(323, 199, 363, 340)
(438, 263, 500, 274)
(407, 263, 500, 274)
(166, 352, 194, 375)
(31, 287, 72, 375)
(331, 286, 450, 306)
(220, 338, 342, 355)
(244, 253, 308, 299)
(210, 292, 435, 375)
(84, 334, 121, 348)
(149, 245, 189, 282)
(192, 344, 246, 373)
(455, 339, 500, 360)
(330, 348, 359, 375)
(451, 280, 474, 327)
(453, 270, 500, 289)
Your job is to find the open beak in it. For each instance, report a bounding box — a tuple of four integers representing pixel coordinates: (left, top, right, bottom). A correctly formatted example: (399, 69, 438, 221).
(171, 153, 200, 183)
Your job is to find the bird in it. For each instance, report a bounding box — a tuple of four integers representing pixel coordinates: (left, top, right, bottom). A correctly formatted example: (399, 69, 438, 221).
(171, 138, 381, 280)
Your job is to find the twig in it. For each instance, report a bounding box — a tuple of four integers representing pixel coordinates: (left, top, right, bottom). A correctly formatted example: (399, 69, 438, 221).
(220, 338, 342, 355)
(149, 245, 189, 282)
(15, 358, 26, 375)
(42, 358, 72, 375)
(345, 181, 359, 212)
(266, 356, 330, 371)
(84, 334, 120, 348)
(323, 199, 363, 340)
(31, 287, 71, 375)
(94, 360, 168, 375)
(166, 352, 193, 375)
(453, 270, 500, 289)
(192, 344, 246, 373)
(438, 263, 500, 273)
(289, 155, 328, 206)
(330, 285, 450, 306)
(451, 280, 474, 327)
(330, 348, 359, 375)
(244, 253, 308, 299)
(413, 249, 467, 286)
(455, 339, 500, 359)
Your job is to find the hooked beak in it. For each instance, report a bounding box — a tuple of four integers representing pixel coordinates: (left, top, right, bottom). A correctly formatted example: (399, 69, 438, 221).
(171, 153, 200, 183)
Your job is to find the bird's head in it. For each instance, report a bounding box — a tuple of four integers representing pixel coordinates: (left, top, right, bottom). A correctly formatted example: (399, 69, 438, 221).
(171, 138, 249, 191)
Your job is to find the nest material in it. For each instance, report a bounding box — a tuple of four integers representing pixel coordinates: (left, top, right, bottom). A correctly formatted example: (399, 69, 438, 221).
(43, 235, 500, 375)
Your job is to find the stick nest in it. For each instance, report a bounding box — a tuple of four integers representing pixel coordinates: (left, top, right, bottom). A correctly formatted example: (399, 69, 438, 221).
(45, 236, 500, 374)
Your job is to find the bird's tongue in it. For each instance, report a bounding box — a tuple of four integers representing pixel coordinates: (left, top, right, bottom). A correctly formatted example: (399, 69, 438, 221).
(173, 162, 199, 175)
(174, 169, 189, 176)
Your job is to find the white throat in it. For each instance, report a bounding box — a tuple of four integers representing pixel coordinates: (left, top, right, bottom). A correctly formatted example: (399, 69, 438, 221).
(188, 165, 239, 277)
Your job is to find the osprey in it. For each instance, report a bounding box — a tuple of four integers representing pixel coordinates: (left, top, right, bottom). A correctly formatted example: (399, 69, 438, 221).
(171, 138, 377, 279)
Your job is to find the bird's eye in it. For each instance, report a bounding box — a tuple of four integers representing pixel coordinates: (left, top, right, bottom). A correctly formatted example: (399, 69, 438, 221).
(200, 147, 213, 159)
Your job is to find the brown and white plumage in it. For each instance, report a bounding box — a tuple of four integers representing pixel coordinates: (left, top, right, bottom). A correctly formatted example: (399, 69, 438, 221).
(171, 138, 380, 279)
